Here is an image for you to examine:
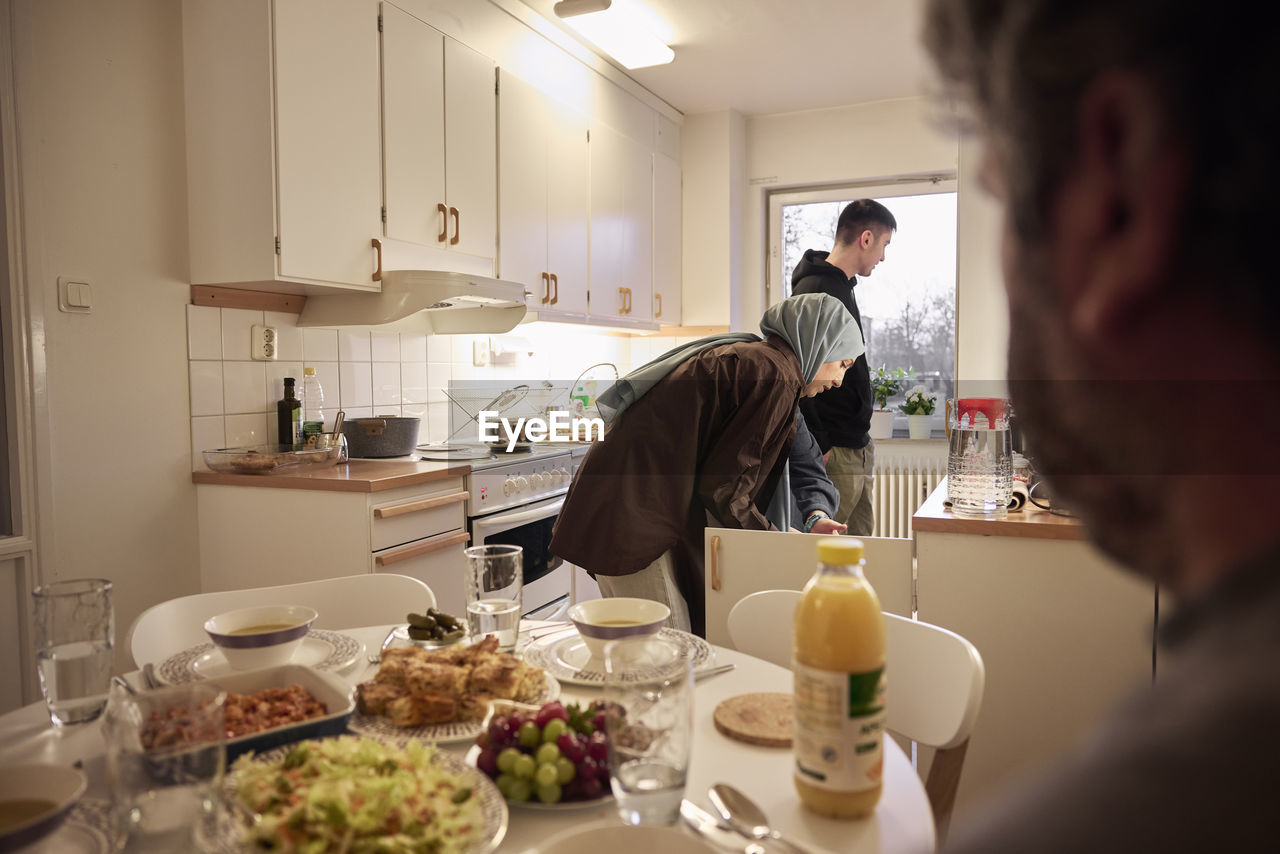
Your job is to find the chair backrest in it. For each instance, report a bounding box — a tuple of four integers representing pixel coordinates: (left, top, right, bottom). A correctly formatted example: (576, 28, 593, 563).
(127, 573, 436, 668)
(726, 588, 985, 842)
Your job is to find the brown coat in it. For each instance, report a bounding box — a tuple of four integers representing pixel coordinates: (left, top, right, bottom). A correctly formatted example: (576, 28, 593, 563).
(549, 336, 806, 635)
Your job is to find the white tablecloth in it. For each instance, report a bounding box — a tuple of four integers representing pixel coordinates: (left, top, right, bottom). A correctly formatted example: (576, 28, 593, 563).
(0, 624, 935, 854)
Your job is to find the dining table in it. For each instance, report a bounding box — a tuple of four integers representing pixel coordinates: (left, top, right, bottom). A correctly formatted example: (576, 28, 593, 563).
(0, 622, 936, 854)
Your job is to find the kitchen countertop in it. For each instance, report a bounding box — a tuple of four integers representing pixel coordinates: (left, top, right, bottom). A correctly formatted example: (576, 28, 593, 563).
(913, 478, 1087, 540)
(191, 459, 470, 492)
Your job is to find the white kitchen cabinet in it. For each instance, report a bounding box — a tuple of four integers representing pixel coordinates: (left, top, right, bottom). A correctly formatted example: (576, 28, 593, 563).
(702, 528, 914, 649)
(588, 122, 654, 322)
(184, 0, 384, 292)
(498, 72, 590, 317)
(382, 4, 496, 263)
(652, 152, 683, 325)
(196, 477, 471, 617)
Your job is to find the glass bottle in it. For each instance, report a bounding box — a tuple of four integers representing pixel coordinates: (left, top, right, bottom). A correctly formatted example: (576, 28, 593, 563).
(276, 377, 302, 450)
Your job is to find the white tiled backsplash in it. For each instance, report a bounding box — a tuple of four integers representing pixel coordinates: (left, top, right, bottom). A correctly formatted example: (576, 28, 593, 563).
(187, 305, 696, 470)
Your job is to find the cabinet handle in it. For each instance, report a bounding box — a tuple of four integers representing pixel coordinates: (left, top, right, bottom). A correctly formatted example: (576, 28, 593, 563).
(450, 207, 460, 245)
(375, 529, 471, 566)
(618, 287, 626, 314)
(655, 292, 662, 318)
(624, 287, 633, 314)
(437, 203, 448, 243)
(373, 490, 468, 520)
(371, 238, 383, 282)
(541, 272, 550, 305)
(710, 534, 722, 591)
(549, 273, 559, 305)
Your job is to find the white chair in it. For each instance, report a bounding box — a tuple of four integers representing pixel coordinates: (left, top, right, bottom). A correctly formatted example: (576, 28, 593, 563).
(127, 573, 436, 668)
(726, 589, 985, 843)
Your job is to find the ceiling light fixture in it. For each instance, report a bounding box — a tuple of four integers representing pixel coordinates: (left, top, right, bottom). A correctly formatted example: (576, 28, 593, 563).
(553, 0, 674, 70)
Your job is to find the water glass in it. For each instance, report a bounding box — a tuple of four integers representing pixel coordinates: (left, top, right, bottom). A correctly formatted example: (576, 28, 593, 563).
(602, 636, 695, 826)
(464, 544, 523, 651)
(947, 397, 1013, 517)
(33, 578, 114, 726)
(103, 681, 227, 852)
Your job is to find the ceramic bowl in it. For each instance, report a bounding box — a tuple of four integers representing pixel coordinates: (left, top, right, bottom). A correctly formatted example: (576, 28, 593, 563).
(0, 764, 86, 852)
(203, 604, 318, 671)
(567, 597, 670, 660)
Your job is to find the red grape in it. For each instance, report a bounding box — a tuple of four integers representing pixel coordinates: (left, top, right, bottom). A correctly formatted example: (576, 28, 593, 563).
(487, 716, 514, 747)
(535, 701, 569, 728)
(476, 748, 499, 777)
(557, 732, 586, 763)
(587, 732, 609, 762)
(580, 776, 604, 799)
(591, 711, 607, 732)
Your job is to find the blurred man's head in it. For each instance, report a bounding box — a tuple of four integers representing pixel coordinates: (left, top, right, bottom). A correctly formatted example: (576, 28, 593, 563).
(923, 0, 1280, 592)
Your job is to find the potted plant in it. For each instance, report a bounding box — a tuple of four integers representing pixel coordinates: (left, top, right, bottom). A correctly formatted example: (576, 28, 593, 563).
(899, 385, 938, 440)
(869, 365, 911, 439)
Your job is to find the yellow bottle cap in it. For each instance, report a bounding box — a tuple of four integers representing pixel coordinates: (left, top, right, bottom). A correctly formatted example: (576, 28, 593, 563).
(817, 537, 865, 564)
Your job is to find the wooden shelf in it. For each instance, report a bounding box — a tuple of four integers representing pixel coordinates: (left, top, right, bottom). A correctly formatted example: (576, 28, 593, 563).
(912, 479, 1087, 541)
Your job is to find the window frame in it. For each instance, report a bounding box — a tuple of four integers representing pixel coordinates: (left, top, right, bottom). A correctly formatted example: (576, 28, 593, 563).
(766, 174, 958, 434)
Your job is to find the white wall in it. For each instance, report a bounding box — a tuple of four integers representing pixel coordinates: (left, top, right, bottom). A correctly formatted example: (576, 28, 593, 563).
(10, 0, 200, 675)
(955, 135, 1008, 388)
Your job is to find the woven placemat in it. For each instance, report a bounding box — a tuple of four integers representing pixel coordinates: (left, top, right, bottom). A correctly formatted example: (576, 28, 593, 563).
(713, 692, 793, 747)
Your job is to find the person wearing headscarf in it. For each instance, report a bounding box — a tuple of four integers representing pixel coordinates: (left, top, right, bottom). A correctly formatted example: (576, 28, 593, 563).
(549, 293, 865, 636)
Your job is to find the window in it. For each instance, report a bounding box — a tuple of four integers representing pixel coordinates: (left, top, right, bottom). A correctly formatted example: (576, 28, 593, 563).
(768, 178, 957, 426)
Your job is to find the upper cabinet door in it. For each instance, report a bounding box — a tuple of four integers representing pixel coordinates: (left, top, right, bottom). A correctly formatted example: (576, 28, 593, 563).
(545, 98, 590, 316)
(381, 3, 446, 248)
(589, 122, 652, 321)
(443, 39, 497, 260)
(498, 73, 550, 304)
(273, 0, 383, 286)
(652, 152, 682, 325)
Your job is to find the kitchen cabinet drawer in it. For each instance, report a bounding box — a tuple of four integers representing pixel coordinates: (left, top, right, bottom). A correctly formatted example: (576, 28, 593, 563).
(369, 488, 467, 552)
(373, 529, 470, 617)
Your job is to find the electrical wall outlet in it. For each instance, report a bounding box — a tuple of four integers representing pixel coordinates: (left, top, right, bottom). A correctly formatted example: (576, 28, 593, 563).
(250, 324, 278, 360)
(472, 338, 490, 366)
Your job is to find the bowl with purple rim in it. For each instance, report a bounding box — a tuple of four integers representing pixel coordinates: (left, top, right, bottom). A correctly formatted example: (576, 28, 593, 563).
(203, 605, 318, 671)
(567, 598, 670, 660)
(0, 763, 86, 852)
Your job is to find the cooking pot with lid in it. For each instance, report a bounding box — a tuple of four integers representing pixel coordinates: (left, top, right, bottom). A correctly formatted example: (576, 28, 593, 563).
(342, 416, 421, 458)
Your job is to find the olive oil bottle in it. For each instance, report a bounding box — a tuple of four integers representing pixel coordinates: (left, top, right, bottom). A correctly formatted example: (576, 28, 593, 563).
(276, 377, 302, 450)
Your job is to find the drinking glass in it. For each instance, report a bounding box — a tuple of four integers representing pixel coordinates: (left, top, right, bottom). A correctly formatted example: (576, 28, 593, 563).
(103, 681, 227, 852)
(464, 544, 523, 651)
(33, 578, 114, 726)
(602, 635, 695, 826)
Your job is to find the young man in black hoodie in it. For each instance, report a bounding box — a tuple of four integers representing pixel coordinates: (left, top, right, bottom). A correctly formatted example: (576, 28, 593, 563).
(791, 199, 897, 535)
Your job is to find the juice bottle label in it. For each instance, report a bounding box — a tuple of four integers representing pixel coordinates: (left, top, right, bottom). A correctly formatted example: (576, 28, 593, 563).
(792, 660, 886, 792)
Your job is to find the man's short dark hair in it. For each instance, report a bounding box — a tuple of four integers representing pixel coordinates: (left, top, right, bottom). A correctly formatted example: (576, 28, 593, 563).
(834, 199, 897, 247)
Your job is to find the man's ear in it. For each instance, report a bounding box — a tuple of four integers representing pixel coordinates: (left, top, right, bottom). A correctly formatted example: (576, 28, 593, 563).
(859, 229, 874, 250)
(1053, 72, 1189, 341)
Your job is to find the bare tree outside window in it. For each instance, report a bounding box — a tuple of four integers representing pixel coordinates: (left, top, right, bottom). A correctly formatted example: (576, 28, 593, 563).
(779, 191, 957, 418)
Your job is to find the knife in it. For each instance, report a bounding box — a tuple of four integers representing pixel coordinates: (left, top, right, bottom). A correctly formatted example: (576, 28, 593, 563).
(694, 662, 737, 681)
(681, 799, 768, 854)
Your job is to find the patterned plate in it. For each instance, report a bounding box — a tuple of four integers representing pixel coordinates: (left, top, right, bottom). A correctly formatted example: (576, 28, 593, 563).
(521, 628, 714, 686)
(155, 629, 363, 685)
(347, 671, 561, 745)
(227, 738, 507, 854)
(34, 797, 111, 854)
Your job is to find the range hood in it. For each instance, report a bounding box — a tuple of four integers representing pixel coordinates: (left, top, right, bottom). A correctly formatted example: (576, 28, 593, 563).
(297, 270, 529, 334)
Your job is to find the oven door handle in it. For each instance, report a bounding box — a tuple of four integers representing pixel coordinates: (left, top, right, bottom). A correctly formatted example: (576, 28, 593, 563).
(472, 498, 565, 535)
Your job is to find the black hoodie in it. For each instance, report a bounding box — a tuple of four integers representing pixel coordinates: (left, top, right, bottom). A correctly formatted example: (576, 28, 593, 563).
(791, 249, 872, 451)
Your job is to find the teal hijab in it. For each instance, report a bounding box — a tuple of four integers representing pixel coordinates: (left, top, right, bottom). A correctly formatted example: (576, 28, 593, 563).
(596, 292, 865, 424)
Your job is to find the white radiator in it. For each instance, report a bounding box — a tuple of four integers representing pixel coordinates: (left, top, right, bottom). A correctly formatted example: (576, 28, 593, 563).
(872, 454, 947, 538)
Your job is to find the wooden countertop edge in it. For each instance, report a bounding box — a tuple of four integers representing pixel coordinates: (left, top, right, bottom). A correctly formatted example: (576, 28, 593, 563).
(913, 479, 1087, 541)
(191, 461, 471, 492)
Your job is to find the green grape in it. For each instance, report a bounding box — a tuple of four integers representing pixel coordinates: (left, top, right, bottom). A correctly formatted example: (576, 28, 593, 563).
(535, 782, 563, 804)
(541, 718, 568, 743)
(512, 753, 536, 780)
(554, 756, 576, 784)
(495, 773, 516, 798)
(496, 747, 522, 775)
(518, 721, 540, 749)
(507, 778, 533, 802)
(534, 762, 559, 788)
(535, 742, 561, 765)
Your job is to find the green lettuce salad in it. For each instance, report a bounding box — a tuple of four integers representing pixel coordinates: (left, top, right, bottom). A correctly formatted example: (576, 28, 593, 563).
(232, 736, 484, 854)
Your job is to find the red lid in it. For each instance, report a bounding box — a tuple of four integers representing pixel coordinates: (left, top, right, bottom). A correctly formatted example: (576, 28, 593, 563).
(955, 397, 1006, 427)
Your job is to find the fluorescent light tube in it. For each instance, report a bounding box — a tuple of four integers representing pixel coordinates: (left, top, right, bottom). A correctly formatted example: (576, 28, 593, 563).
(554, 0, 674, 69)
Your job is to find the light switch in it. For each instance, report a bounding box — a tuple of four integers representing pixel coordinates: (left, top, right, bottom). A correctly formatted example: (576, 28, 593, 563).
(57, 276, 92, 314)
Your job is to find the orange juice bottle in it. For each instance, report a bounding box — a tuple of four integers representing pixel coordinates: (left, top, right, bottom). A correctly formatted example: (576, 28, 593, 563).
(792, 538, 886, 818)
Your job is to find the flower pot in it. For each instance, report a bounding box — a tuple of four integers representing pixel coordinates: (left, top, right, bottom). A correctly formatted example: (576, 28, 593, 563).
(869, 410, 894, 440)
(908, 413, 932, 440)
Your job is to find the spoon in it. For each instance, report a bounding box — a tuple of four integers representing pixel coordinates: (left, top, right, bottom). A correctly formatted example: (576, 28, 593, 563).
(709, 783, 810, 854)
